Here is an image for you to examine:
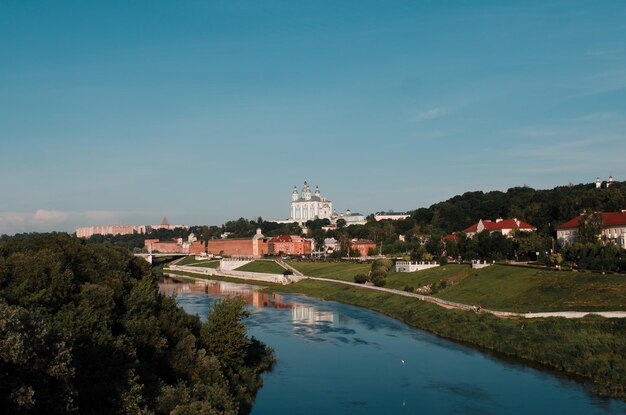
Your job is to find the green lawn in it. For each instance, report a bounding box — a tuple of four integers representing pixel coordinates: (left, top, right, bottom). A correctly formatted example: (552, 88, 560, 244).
(236, 261, 286, 274)
(288, 261, 371, 282)
(190, 260, 220, 269)
(437, 264, 626, 312)
(176, 256, 204, 266)
(385, 264, 472, 291)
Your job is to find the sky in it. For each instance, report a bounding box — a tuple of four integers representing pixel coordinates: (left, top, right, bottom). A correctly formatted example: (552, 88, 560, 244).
(1, 0, 625, 234)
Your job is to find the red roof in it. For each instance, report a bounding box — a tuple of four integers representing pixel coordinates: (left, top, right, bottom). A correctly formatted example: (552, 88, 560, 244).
(442, 233, 458, 241)
(557, 212, 626, 229)
(463, 218, 536, 233)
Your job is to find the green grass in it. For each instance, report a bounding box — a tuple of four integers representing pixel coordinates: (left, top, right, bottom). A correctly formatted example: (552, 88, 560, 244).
(190, 260, 220, 269)
(385, 264, 472, 290)
(288, 261, 371, 281)
(235, 260, 286, 274)
(176, 256, 204, 265)
(437, 264, 626, 312)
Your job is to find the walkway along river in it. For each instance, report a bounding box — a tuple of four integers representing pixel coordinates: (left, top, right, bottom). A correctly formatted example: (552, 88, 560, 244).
(160, 277, 626, 415)
(166, 264, 626, 319)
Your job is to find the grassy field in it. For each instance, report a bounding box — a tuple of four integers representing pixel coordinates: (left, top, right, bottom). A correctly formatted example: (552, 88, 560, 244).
(288, 261, 371, 281)
(385, 264, 472, 291)
(438, 264, 626, 312)
(290, 261, 626, 312)
(190, 260, 220, 269)
(236, 260, 286, 274)
(176, 256, 204, 266)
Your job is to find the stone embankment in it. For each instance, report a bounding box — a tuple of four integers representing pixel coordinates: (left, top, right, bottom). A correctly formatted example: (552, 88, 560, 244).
(165, 263, 626, 319)
(167, 264, 301, 285)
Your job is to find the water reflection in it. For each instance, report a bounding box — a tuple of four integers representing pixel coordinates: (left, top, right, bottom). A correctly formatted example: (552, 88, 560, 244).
(161, 276, 626, 415)
(160, 275, 335, 329)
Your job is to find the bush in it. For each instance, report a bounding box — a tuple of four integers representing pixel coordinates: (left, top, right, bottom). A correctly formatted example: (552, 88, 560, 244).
(371, 275, 386, 287)
(354, 274, 368, 284)
(439, 256, 448, 265)
(373, 258, 393, 270)
(283, 269, 293, 276)
(403, 285, 414, 292)
(370, 270, 387, 278)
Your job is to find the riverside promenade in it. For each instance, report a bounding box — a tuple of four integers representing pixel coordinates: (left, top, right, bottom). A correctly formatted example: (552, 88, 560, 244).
(165, 263, 626, 320)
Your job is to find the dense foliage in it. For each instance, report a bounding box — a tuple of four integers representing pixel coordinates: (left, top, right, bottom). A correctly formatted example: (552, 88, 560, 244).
(0, 233, 274, 414)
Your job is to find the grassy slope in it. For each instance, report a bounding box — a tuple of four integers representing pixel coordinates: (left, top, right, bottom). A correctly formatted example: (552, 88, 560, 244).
(385, 264, 472, 290)
(165, 269, 626, 400)
(288, 261, 371, 281)
(438, 265, 626, 312)
(236, 261, 285, 274)
(290, 261, 626, 312)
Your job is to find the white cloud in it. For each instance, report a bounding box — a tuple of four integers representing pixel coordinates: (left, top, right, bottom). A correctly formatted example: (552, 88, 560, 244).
(33, 209, 69, 223)
(410, 107, 447, 123)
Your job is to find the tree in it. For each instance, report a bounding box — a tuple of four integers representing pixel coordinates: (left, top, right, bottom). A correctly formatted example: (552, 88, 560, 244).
(575, 209, 603, 245)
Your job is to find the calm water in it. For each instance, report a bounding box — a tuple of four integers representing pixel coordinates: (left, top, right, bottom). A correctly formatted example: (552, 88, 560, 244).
(161, 277, 626, 414)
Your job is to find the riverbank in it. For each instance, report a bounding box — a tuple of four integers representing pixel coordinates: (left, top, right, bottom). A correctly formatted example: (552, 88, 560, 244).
(165, 268, 626, 400)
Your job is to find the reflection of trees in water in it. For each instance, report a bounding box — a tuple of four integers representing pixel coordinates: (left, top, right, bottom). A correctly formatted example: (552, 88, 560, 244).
(160, 277, 334, 325)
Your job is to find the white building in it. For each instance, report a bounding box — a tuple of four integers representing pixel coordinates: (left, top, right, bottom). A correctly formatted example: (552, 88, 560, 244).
(335, 209, 367, 226)
(557, 211, 626, 248)
(288, 181, 333, 224)
(374, 211, 410, 221)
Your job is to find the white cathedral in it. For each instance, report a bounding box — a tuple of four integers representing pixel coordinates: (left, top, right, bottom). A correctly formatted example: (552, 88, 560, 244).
(289, 181, 333, 223)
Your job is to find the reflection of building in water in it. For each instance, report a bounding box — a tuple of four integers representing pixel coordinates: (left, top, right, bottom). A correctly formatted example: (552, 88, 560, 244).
(160, 277, 296, 310)
(291, 305, 335, 324)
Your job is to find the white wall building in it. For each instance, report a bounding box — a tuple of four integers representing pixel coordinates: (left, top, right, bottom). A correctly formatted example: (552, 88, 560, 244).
(557, 211, 626, 248)
(288, 181, 333, 224)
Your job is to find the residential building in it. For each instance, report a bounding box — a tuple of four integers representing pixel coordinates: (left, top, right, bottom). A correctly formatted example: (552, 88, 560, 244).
(76, 225, 146, 238)
(463, 218, 536, 237)
(269, 235, 313, 256)
(350, 238, 377, 257)
(336, 209, 367, 226)
(557, 211, 626, 248)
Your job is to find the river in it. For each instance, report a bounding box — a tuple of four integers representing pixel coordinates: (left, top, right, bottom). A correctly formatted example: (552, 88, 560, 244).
(160, 277, 626, 414)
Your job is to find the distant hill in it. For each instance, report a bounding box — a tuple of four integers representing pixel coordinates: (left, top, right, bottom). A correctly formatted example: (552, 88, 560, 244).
(409, 181, 625, 234)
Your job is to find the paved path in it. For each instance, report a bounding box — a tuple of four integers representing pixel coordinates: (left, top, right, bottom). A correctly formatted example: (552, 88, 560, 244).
(165, 262, 626, 320)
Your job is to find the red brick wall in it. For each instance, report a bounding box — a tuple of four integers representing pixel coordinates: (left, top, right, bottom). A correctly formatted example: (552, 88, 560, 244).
(189, 241, 206, 254)
(208, 239, 255, 256)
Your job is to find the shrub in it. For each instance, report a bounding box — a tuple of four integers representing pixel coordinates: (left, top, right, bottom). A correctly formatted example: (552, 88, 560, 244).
(439, 256, 448, 265)
(371, 275, 386, 287)
(370, 270, 387, 278)
(354, 274, 368, 284)
(282, 269, 293, 276)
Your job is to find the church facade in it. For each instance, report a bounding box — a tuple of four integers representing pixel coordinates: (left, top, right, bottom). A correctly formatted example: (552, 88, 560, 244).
(289, 181, 333, 223)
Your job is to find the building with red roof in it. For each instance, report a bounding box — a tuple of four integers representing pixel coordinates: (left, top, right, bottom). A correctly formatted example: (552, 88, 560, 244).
(557, 211, 626, 248)
(350, 238, 377, 257)
(269, 235, 313, 256)
(463, 218, 536, 237)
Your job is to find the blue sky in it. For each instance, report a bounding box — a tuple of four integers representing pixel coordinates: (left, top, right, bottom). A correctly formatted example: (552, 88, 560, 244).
(1, 0, 625, 234)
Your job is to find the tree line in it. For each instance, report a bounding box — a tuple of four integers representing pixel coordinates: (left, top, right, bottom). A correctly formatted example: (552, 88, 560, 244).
(0, 233, 274, 414)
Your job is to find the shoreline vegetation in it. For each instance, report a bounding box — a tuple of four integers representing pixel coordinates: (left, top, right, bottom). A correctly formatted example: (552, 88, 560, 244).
(165, 265, 626, 401)
(0, 234, 275, 414)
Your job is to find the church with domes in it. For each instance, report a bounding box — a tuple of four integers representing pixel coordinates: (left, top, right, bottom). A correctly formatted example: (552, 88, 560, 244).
(289, 181, 333, 224)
